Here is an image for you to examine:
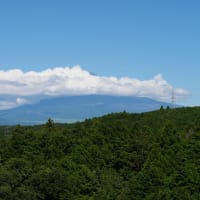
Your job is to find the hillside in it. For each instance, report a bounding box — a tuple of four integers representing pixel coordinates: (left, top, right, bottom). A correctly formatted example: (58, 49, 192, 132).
(0, 107, 200, 199)
(0, 95, 172, 125)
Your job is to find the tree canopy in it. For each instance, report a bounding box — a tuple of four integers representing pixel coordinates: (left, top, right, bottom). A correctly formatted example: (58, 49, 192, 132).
(0, 107, 200, 199)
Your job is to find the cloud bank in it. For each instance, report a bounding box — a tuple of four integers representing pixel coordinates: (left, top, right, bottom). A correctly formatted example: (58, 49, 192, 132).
(0, 66, 189, 109)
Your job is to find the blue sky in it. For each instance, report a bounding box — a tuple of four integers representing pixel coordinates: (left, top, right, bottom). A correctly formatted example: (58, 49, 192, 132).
(0, 0, 199, 106)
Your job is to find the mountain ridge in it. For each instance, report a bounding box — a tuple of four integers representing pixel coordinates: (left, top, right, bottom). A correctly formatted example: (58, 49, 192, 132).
(0, 95, 172, 125)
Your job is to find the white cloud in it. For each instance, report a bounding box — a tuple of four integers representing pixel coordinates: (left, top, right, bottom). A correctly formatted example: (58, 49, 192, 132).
(0, 100, 17, 110)
(0, 65, 189, 109)
(16, 97, 28, 105)
(0, 97, 28, 110)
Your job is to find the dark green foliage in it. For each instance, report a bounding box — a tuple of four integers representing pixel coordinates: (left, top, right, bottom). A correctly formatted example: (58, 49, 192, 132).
(0, 107, 200, 199)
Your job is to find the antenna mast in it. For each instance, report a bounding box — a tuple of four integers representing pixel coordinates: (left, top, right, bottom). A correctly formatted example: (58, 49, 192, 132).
(171, 89, 175, 108)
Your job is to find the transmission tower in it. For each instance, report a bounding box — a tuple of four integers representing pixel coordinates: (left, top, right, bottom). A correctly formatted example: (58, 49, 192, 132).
(171, 89, 175, 108)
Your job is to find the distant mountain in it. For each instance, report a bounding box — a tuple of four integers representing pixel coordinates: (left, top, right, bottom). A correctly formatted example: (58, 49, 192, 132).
(0, 95, 172, 125)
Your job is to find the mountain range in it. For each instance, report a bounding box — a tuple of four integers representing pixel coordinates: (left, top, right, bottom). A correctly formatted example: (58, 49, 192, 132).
(0, 95, 172, 125)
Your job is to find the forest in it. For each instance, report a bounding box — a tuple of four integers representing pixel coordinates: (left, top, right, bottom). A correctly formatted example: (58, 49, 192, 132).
(0, 107, 200, 200)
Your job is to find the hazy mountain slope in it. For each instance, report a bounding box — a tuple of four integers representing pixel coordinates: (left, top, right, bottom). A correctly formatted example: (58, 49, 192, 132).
(0, 95, 172, 125)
